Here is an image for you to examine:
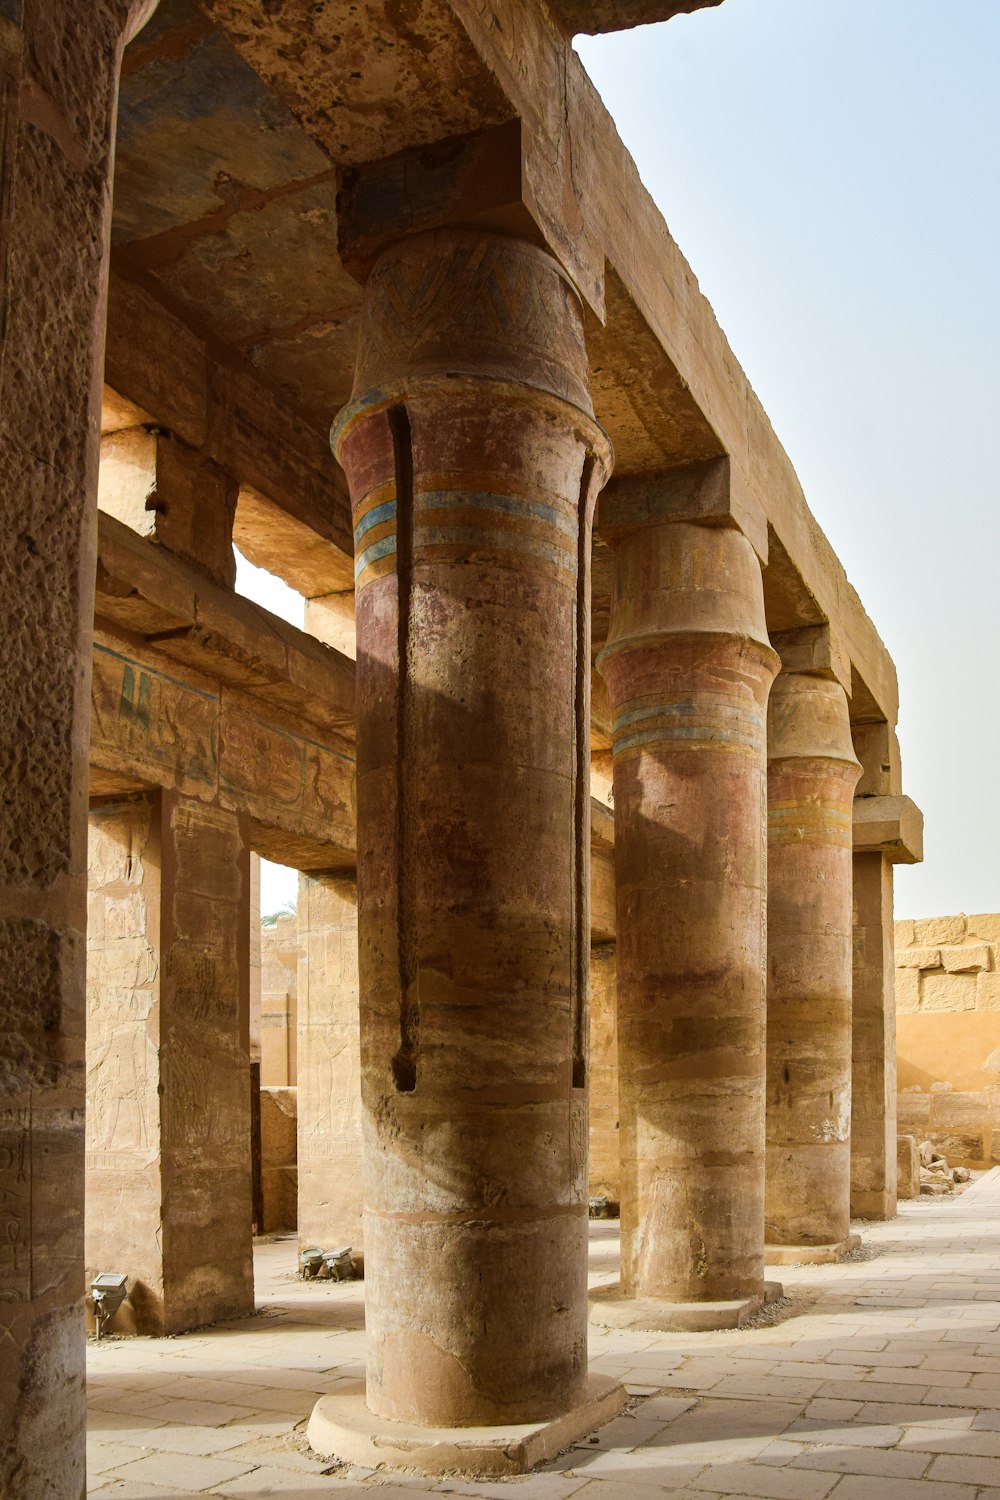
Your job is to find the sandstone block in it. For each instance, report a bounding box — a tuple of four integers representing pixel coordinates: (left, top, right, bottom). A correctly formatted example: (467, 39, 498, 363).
(968, 913, 1000, 944)
(897, 1090, 931, 1134)
(896, 1135, 919, 1200)
(918, 1139, 935, 1166)
(977, 973, 1000, 1011)
(929, 1089, 987, 1130)
(913, 914, 967, 946)
(940, 943, 991, 974)
(921, 972, 976, 1012)
(895, 969, 920, 1013)
(894, 918, 915, 948)
(896, 946, 940, 970)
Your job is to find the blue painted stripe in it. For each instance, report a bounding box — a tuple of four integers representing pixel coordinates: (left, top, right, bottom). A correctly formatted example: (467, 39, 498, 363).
(613, 700, 764, 735)
(354, 534, 397, 581)
(613, 723, 763, 756)
(353, 499, 397, 545)
(416, 489, 577, 538)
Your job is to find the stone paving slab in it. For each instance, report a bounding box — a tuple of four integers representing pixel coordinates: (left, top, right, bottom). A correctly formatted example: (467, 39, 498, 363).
(86, 1171, 1000, 1497)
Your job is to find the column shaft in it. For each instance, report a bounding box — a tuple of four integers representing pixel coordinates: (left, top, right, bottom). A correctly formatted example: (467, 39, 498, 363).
(86, 793, 254, 1334)
(0, 3, 145, 1491)
(589, 943, 620, 1208)
(600, 521, 777, 1303)
(765, 673, 861, 1250)
(297, 872, 364, 1256)
(334, 228, 610, 1426)
(851, 851, 898, 1218)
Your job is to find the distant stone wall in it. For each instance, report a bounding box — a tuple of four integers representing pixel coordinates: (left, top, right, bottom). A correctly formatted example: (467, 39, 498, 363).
(260, 1087, 297, 1232)
(895, 913, 1000, 1168)
(260, 914, 300, 1087)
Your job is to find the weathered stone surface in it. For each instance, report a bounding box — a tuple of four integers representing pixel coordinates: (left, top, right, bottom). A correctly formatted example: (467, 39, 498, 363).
(895, 913, 1000, 1168)
(86, 793, 254, 1335)
(896, 1135, 919, 1199)
(599, 515, 776, 1305)
(260, 1086, 297, 1233)
(297, 874, 364, 1259)
(333, 227, 611, 1428)
(588, 944, 619, 1206)
(260, 913, 298, 1087)
(765, 670, 861, 1252)
(0, 2, 141, 1490)
(851, 853, 898, 1219)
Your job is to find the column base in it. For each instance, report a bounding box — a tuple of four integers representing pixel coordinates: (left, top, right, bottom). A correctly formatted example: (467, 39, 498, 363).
(588, 1280, 784, 1332)
(307, 1373, 627, 1477)
(851, 1190, 897, 1220)
(765, 1234, 860, 1267)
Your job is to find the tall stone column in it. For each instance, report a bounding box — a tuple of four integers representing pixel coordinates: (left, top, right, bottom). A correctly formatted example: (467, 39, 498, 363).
(86, 792, 254, 1334)
(588, 943, 620, 1209)
(329, 229, 612, 1432)
(851, 851, 898, 1218)
(595, 505, 778, 1327)
(0, 2, 155, 1492)
(765, 670, 861, 1260)
(297, 872, 364, 1258)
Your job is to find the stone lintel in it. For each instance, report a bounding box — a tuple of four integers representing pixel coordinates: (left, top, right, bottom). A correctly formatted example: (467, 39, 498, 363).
(589, 1281, 784, 1332)
(771, 623, 851, 693)
(104, 274, 355, 573)
(307, 1375, 627, 1477)
(551, 0, 724, 36)
(596, 458, 768, 563)
(591, 797, 615, 852)
(336, 117, 605, 316)
(853, 795, 924, 865)
(95, 512, 355, 740)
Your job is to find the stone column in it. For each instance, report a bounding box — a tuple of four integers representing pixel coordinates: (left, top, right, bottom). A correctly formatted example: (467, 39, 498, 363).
(765, 670, 861, 1260)
(297, 872, 364, 1258)
(0, 2, 154, 1491)
(332, 229, 612, 1428)
(851, 851, 898, 1218)
(86, 792, 254, 1334)
(596, 509, 778, 1325)
(589, 944, 620, 1209)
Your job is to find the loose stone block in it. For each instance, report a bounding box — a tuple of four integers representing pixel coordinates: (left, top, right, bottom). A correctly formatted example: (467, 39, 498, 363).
(896, 1135, 919, 1200)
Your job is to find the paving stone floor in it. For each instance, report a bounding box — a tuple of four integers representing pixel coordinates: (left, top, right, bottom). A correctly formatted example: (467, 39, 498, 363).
(88, 1169, 1000, 1498)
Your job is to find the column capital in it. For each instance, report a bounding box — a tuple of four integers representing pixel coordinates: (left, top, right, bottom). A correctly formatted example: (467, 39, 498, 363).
(332, 227, 612, 462)
(597, 518, 776, 675)
(768, 671, 861, 774)
(595, 457, 768, 563)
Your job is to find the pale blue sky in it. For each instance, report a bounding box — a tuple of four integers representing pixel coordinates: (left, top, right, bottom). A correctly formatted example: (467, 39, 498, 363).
(578, 0, 1000, 919)
(244, 0, 999, 920)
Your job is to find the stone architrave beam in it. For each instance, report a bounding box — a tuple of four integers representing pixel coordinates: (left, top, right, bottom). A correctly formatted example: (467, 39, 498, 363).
(853, 796, 924, 865)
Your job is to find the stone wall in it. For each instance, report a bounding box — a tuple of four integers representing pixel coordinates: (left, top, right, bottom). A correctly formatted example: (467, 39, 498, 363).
(260, 1087, 298, 1232)
(260, 914, 299, 1087)
(895, 913, 1000, 1168)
